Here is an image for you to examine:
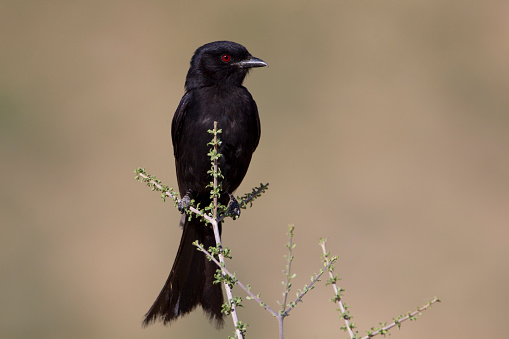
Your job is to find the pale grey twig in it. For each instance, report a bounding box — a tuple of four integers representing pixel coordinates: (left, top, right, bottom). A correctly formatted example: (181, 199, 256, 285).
(319, 239, 355, 338)
(195, 243, 279, 317)
(209, 121, 243, 339)
(135, 171, 267, 225)
(359, 297, 440, 339)
(282, 258, 336, 317)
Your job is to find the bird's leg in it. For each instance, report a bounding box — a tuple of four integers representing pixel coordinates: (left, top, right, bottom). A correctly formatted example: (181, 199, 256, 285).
(178, 191, 193, 213)
(227, 193, 241, 220)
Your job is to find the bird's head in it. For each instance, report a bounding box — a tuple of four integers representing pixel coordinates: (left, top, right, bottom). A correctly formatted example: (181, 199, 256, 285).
(185, 41, 267, 90)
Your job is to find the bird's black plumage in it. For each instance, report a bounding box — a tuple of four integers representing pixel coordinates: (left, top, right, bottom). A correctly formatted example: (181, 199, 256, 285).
(143, 41, 266, 328)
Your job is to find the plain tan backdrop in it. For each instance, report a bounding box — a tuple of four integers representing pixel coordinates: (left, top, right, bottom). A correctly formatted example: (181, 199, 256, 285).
(1, 1, 508, 338)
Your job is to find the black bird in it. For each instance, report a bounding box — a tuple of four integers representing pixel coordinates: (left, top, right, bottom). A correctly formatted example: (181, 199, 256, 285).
(143, 41, 267, 328)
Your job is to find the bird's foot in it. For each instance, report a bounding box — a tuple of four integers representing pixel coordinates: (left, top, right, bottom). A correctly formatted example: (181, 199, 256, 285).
(227, 194, 241, 220)
(178, 193, 192, 213)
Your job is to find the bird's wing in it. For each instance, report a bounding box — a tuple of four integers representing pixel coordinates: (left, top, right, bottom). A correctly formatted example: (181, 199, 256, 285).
(171, 91, 191, 159)
(253, 99, 261, 151)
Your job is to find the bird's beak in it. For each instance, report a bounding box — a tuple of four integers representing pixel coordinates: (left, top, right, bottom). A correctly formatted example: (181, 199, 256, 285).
(235, 56, 268, 68)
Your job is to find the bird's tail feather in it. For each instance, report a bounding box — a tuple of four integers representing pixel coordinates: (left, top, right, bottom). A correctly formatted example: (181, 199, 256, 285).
(143, 216, 224, 327)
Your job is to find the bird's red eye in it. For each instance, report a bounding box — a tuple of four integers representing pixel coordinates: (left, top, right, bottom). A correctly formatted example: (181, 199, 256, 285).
(221, 54, 231, 63)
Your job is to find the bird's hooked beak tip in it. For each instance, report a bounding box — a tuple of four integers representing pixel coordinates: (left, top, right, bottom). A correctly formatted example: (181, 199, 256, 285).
(235, 56, 268, 69)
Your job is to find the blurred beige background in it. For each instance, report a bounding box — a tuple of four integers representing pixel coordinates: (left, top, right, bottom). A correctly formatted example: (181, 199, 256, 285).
(1, 1, 508, 338)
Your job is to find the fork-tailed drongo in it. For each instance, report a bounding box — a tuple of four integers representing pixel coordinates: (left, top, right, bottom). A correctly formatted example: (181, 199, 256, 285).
(143, 41, 267, 328)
